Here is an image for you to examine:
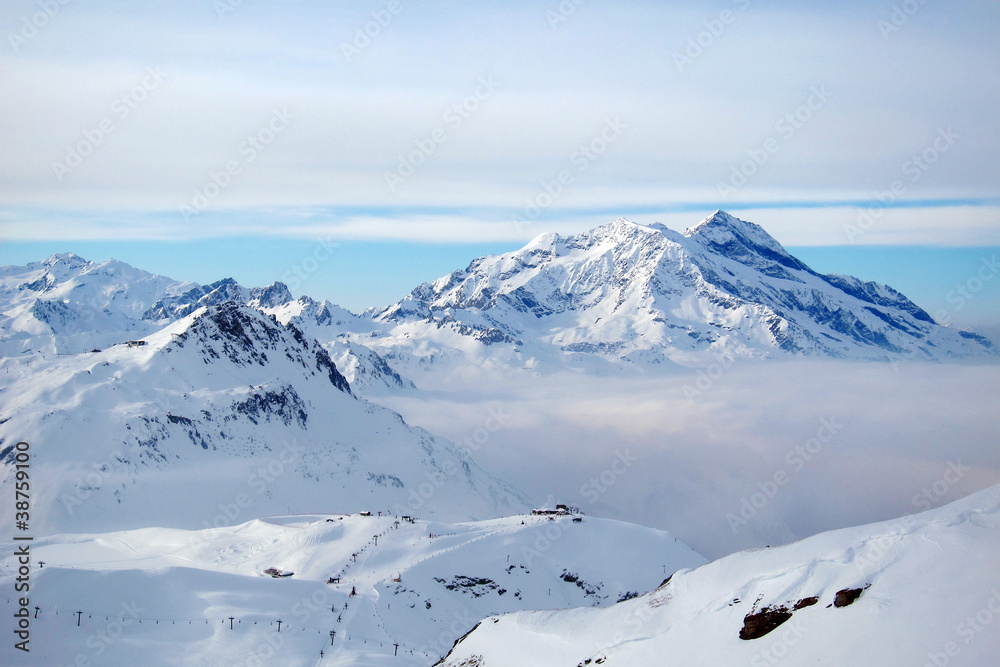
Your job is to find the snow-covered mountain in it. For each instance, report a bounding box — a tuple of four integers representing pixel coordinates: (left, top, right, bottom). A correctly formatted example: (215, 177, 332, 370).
(142, 276, 295, 320)
(265, 296, 417, 392)
(0, 302, 524, 535)
(364, 211, 994, 376)
(438, 482, 1000, 666)
(0, 254, 410, 392)
(0, 511, 705, 666)
(3, 211, 995, 388)
(0, 252, 194, 356)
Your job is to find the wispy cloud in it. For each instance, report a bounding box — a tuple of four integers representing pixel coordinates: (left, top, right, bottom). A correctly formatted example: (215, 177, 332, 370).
(3, 203, 999, 247)
(1, 1, 998, 244)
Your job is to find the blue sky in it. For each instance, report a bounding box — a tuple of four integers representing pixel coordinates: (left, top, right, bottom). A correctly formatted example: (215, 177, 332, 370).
(1, 0, 998, 330)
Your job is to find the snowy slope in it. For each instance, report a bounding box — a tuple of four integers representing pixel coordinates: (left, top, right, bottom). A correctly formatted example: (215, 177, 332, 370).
(0, 302, 525, 535)
(361, 211, 994, 378)
(438, 483, 1000, 667)
(0, 512, 705, 666)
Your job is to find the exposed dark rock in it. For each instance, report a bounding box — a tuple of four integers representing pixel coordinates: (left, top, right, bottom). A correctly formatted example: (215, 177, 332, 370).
(834, 587, 865, 607)
(739, 605, 793, 640)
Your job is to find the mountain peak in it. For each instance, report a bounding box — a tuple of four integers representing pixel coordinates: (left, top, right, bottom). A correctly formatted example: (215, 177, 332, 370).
(248, 281, 293, 309)
(588, 217, 670, 244)
(684, 210, 807, 271)
(685, 210, 776, 244)
(43, 252, 89, 267)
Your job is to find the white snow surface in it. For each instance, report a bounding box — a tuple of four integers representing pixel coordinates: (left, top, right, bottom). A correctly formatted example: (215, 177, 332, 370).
(438, 483, 1000, 667)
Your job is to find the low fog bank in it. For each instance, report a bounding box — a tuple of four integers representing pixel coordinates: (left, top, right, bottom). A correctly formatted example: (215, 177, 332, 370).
(375, 360, 1000, 560)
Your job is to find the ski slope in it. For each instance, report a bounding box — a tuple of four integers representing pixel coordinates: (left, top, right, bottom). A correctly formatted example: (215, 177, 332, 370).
(0, 512, 705, 666)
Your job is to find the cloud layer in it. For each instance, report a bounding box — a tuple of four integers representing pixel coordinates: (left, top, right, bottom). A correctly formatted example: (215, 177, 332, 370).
(377, 360, 1000, 559)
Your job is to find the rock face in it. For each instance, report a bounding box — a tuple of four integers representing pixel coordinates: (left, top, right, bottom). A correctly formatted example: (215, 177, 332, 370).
(834, 587, 866, 607)
(739, 604, 794, 640)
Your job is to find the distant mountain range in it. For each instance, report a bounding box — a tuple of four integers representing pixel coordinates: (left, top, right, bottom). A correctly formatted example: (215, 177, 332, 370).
(2, 211, 992, 390)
